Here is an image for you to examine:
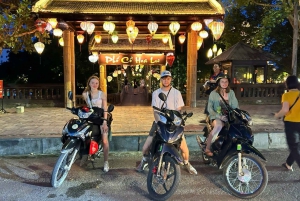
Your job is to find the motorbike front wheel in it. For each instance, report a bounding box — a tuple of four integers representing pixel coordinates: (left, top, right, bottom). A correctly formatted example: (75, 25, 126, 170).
(147, 155, 180, 201)
(223, 153, 268, 199)
(51, 148, 78, 188)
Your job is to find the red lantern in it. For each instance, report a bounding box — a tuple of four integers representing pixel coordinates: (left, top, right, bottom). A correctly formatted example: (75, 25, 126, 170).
(146, 35, 152, 49)
(35, 19, 47, 34)
(166, 53, 175, 67)
(89, 140, 99, 155)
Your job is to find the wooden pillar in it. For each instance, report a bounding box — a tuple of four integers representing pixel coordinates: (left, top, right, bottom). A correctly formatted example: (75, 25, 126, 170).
(63, 30, 72, 108)
(186, 30, 198, 107)
(100, 64, 107, 94)
(160, 65, 166, 87)
(70, 31, 76, 106)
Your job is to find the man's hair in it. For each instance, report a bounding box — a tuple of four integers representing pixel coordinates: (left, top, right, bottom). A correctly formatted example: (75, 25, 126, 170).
(285, 75, 299, 90)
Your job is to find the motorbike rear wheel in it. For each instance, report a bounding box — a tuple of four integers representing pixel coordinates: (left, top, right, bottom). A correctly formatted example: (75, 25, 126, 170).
(51, 148, 78, 188)
(223, 154, 268, 199)
(147, 155, 180, 201)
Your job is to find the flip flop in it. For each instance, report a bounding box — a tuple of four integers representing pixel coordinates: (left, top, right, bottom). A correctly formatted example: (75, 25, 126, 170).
(205, 150, 213, 157)
(282, 163, 293, 171)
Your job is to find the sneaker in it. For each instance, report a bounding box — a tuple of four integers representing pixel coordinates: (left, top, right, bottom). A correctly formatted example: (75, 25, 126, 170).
(103, 161, 109, 172)
(184, 162, 197, 175)
(136, 159, 148, 172)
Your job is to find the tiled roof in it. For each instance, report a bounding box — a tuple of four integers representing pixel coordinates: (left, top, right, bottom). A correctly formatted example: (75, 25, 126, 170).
(34, 0, 223, 15)
(206, 42, 277, 64)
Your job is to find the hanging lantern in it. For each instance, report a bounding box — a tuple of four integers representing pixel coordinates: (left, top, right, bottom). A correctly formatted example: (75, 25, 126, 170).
(111, 33, 118, 43)
(117, 70, 122, 74)
(89, 54, 98, 63)
(92, 51, 98, 56)
(77, 34, 84, 44)
(148, 22, 158, 35)
(126, 25, 135, 36)
(146, 35, 152, 44)
(162, 35, 169, 44)
(80, 21, 88, 31)
(191, 22, 202, 32)
(166, 53, 175, 67)
(94, 34, 102, 43)
(203, 19, 213, 27)
(53, 28, 63, 37)
(169, 21, 180, 35)
(199, 30, 208, 39)
(126, 19, 135, 27)
(47, 18, 58, 28)
(34, 42, 45, 54)
(123, 65, 128, 70)
(107, 76, 113, 82)
(197, 36, 203, 50)
(207, 48, 213, 59)
(217, 48, 222, 56)
(86, 22, 95, 35)
(212, 44, 218, 53)
(113, 71, 118, 77)
(178, 34, 186, 44)
(103, 22, 115, 34)
(59, 37, 64, 46)
(35, 19, 47, 34)
(208, 21, 225, 40)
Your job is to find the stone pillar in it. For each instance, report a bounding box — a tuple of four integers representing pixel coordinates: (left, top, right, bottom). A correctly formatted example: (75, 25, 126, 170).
(63, 30, 72, 108)
(70, 31, 76, 106)
(186, 30, 198, 107)
(100, 64, 107, 94)
(160, 65, 166, 87)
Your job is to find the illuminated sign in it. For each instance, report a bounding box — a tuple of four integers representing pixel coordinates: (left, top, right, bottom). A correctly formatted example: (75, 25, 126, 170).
(99, 54, 166, 65)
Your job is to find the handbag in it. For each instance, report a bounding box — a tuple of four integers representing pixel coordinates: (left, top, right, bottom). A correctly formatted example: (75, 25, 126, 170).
(283, 92, 300, 121)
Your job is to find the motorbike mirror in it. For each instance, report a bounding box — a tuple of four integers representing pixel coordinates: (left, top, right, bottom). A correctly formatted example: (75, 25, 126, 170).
(67, 91, 73, 100)
(158, 92, 167, 101)
(107, 104, 114, 112)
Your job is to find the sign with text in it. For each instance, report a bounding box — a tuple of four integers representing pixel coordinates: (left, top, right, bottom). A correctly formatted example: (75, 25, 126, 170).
(99, 54, 166, 65)
(0, 80, 3, 99)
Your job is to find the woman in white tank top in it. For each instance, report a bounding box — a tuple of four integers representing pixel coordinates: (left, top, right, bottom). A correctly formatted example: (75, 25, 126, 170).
(82, 75, 110, 172)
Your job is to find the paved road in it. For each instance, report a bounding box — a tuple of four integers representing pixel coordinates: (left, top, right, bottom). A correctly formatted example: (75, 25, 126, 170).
(0, 150, 299, 201)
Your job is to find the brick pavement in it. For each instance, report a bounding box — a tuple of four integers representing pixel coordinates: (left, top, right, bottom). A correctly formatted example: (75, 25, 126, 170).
(0, 104, 283, 138)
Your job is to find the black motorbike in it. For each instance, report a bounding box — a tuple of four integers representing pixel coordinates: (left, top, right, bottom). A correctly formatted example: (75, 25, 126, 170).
(196, 98, 268, 199)
(51, 91, 114, 188)
(146, 93, 193, 201)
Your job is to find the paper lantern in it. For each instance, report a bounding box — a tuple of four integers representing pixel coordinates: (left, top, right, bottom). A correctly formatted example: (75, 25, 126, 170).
(111, 34, 119, 43)
(53, 28, 63, 37)
(107, 76, 113, 82)
(197, 36, 203, 50)
(178, 34, 186, 44)
(80, 21, 88, 31)
(47, 18, 58, 28)
(34, 42, 45, 54)
(89, 55, 98, 63)
(35, 19, 47, 34)
(94, 34, 102, 43)
(148, 22, 158, 35)
(191, 22, 202, 32)
(77, 34, 84, 44)
(169, 22, 180, 35)
(59, 38, 64, 46)
(208, 21, 225, 40)
(162, 35, 169, 44)
(86, 22, 95, 35)
(199, 30, 208, 39)
(166, 53, 175, 67)
(126, 20, 135, 27)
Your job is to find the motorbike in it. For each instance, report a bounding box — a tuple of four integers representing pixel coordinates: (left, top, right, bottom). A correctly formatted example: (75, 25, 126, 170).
(146, 92, 193, 201)
(51, 91, 114, 188)
(196, 97, 268, 199)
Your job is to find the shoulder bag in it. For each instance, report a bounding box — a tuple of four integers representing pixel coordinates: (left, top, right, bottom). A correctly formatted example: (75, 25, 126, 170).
(283, 92, 300, 121)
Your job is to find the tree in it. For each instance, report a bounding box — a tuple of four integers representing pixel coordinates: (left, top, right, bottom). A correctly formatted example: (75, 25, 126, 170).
(224, 0, 299, 75)
(0, 0, 37, 55)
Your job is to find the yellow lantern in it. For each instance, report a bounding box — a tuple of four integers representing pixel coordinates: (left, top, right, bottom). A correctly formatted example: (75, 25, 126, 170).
(178, 34, 186, 44)
(126, 25, 135, 36)
(191, 22, 202, 32)
(111, 33, 119, 43)
(59, 37, 64, 46)
(208, 21, 225, 40)
(212, 44, 218, 53)
(107, 76, 113, 82)
(103, 21, 115, 34)
(34, 42, 45, 54)
(162, 35, 169, 44)
(77, 34, 84, 44)
(197, 36, 203, 50)
(126, 20, 135, 27)
(199, 30, 208, 39)
(53, 28, 62, 37)
(47, 18, 58, 28)
(207, 48, 213, 59)
(113, 71, 118, 77)
(217, 48, 222, 56)
(94, 34, 102, 43)
(169, 21, 180, 35)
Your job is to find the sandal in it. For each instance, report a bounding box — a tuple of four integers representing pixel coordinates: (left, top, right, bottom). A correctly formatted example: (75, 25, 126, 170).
(282, 163, 293, 171)
(205, 150, 213, 157)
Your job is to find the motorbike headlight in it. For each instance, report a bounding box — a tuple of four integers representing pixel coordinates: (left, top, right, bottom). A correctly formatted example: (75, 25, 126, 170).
(159, 114, 167, 124)
(173, 114, 182, 126)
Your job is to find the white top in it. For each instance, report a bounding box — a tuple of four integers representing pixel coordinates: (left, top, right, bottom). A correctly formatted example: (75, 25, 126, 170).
(84, 91, 103, 108)
(152, 87, 184, 110)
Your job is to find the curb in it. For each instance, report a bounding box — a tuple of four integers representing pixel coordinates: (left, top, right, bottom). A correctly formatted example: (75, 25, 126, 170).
(0, 132, 287, 156)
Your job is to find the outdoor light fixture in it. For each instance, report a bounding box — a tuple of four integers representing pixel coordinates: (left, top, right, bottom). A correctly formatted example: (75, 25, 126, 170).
(111, 33, 119, 43)
(148, 22, 158, 35)
(34, 42, 45, 54)
(217, 48, 222, 56)
(197, 36, 203, 50)
(59, 38, 64, 46)
(89, 54, 98, 63)
(80, 21, 88, 31)
(199, 30, 208, 39)
(191, 22, 202, 32)
(178, 34, 186, 52)
(107, 76, 113, 82)
(208, 21, 225, 40)
(47, 18, 58, 28)
(162, 35, 169, 44)
(94, 34, 102, 43)
(86, 22, 95, 35)
(207, 48, 213, 59)
(77, 34, 84, 44)
(53, 28, 63, 37)
(103, 21, 115, 34)
(113, 70, 118, 77)
(169, 21, 180, 35)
